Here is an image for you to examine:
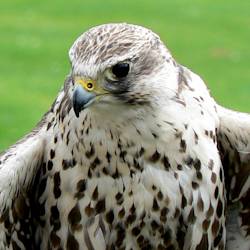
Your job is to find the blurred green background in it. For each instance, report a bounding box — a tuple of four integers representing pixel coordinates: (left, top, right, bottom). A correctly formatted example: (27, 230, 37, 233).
(0, 0, 250, 151)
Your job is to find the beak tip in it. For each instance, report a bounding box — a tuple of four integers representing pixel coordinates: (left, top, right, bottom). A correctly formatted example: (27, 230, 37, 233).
(73, 95, 81, 118)
(74, 110, 80, 118)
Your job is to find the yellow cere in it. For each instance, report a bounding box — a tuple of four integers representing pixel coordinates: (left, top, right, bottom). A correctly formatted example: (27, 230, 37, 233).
(77, 79, 95, 92)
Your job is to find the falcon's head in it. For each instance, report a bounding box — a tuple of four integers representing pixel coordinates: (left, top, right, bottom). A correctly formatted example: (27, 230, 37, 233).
(69, 23, 178, 118)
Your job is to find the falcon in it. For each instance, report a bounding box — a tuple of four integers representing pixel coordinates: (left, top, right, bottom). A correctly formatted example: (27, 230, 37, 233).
(0, 23, 250, 250)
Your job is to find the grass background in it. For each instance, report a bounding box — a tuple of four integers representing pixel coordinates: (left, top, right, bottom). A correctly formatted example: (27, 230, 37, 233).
(0, 0, 250, 151)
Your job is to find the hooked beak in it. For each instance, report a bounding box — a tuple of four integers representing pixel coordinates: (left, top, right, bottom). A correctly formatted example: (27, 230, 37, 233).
(73, 84, 96, 117)
(72, 78, 109, 117)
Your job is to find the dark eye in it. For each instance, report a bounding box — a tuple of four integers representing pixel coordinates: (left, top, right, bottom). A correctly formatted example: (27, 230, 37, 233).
(112, 63, 130, 78)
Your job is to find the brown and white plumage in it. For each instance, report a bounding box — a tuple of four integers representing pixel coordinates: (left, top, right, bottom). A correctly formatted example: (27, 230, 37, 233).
(0, 23, 250, 250)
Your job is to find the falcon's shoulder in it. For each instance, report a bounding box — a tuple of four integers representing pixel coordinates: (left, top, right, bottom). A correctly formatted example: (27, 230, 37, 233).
(0, 113, 49, 248)
(0, 77, 73, 248)
(217, 106, 250, 249)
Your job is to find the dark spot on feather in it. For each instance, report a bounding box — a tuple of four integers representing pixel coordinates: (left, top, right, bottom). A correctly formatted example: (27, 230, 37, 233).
(152, 132, 158, 138)
(138, 147, 145, 156)
(174, 208, 180, 218)
(85, 145, 95, 158)
(115, 224, 125, 247)
(47, 160, 53, 171)
(185, 156, 193, 166)
(118, 208, 125, 219)
(126, 213, 136, 225)
(106, 151, 111, 162)
(179, 139, 187, 153)
(90, 157, 101, 169)
(162, 229, 172, 247)
(157, 191, 163, 200)
(112, 168, 120, 179)
(196, 171, 202, 180)
(106, 210, 114, 224)
(50, 205, 61, 231)
(192, 182, 199, 189)
(219, 168, 223, 182)
(132, 226, 140, 236)
(66, 130, 70, 145)
(88, 168, 92, 178)
(194, 131, 199, 144)
(211, 172, 217, 183)
(181, 195, 187, 209)
(202, 219, 210, 232)
(68, 203, 81, 230)
(188, 208, 196, 223)
(137, 235, 144, 245)
(47, 122, 52, 131)
(206, 203, 214, 218)
(92, 186, 99, 200)
(214, 186, 219, 199)
(208, 159, 214, 170)
(115, 192, 124, 205)
(85, 203, 94, 217)
(152, 198, 159, 211)
(193, 159, 201, 171)
(119, 150, 127, 161)
(214, 226, 223, 248)
(62, 158, 76, 170)
(102, 167, 109, 175)
(161, 207, 169, 217)
(50, 149, 55, 159)
(95, 199, 105, 213)
(130, 204, 136, 214)
(197, 196, 204, 211)
(212, 218, 220, 236)
(66, 231, 79, 250)
(196, 234, 208, 250)
(176, 226, 185, 249)
(177, 164, 183, 170)
(149, 150, 161, 162)
(50, 232, 61, 247)
(53, 172, 61, 199)
(38, 178, 47, 198)
(162, 155, 170, 170)
(151, 220, 160, 231)
(76, 179, 86, 192)
(216, 199, 223, 218)
(85, 127, 89, 135)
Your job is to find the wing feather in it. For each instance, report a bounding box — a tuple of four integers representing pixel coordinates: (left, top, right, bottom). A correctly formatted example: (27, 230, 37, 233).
(0, 120, 47, 249)
(217, 105, 250, 249)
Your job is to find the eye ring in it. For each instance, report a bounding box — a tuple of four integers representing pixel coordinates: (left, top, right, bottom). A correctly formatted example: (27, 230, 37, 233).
(87, 82, 93, 89)
(84, 81, 94, 91)
(112, 62, 130, 78)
